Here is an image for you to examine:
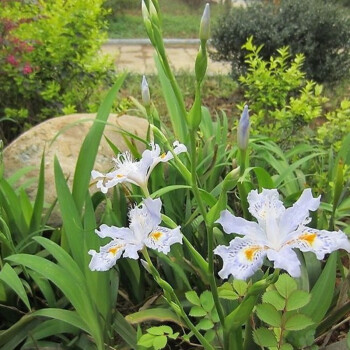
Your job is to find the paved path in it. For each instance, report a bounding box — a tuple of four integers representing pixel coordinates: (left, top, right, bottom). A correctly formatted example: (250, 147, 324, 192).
(101, 39, 230, 75)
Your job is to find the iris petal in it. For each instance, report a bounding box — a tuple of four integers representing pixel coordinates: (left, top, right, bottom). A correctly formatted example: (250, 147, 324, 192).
(216, 210, 264, 239)
(214, 237, 267, 280)
(145, 226, 182, 254)
(280, 189, 320, 235)
(287, 227, 350, 260)
(88, 240, 125, 271)
(266, 246, 301, 277)
(95, 224, 132, 240)
(248, 189, 285, 225)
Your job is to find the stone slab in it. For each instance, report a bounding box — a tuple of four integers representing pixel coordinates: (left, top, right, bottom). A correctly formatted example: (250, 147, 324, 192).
(101, 43, 230, 75)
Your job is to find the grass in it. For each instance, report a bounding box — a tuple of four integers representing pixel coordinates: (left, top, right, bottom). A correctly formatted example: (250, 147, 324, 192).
(107, 0, 226, 38)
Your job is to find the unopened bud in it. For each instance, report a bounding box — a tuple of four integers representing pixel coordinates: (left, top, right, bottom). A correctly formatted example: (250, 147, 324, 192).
(223, 166, 240, 191)
(195, 45, 207, 84)
(149, 1, 159, 24)
(140, 259, 151, 273)
(199, 3, 210, 41)
(141, 0, 149, 20)
(237, 105, 250, 150)
(141, 75, 150, 106)
(150, 124, 168, 144)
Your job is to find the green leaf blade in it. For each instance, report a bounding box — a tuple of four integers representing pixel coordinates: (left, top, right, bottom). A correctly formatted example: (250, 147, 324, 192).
(284, 314, 314, 331)
(286, 290, 311, 311)
(0, 264, 31, 311)
(253, 327, 278, 347)
(255, 303, 282, 327)
(185, 290, 201, 306)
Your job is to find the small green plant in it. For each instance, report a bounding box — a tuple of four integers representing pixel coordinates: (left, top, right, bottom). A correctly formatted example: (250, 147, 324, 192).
(184, 290, 221, 345)
(253, 274, 314, 349)
(317, 99, 350, 151)
(238, 38, 327, 148)
(138, 325, 179, 349)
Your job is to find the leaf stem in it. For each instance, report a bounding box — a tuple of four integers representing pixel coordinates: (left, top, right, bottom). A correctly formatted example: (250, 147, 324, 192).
(142, 248, 215, 350)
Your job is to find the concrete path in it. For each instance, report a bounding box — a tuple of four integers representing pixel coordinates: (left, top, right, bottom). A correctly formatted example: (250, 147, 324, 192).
(101, 39, 230, 75)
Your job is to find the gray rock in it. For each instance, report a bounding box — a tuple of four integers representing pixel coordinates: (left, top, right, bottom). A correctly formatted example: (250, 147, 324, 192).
(3, 113, 149, 225)
(323, 339, 349, 350)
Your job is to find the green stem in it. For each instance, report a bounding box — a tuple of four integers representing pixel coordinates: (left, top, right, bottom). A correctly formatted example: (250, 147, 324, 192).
(238, 149, 247, 176)
(237, 148, 250, 219)
(227, 329, 243, 350)
(207, 225, 227, 348)
(141, 184, 150, 198)
(142, 248, 214, 350)
(189, 133, 227, 347)
(189, 132, 207, 220)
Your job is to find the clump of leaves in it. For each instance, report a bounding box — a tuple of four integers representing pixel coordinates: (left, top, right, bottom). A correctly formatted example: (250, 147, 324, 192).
(137, 325, 179, 350)
(0, 0, 116, 144)
(317, 99, 350, 151)
(184, 290, 222, 345)
(238, 38, 327, 149)
(253, 274, 315, 350)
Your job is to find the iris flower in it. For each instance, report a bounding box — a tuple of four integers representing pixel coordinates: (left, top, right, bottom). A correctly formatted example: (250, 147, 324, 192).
(214, 188, 350, 280)
(91, 141, 186, 194)
(89, 198, 182, 271)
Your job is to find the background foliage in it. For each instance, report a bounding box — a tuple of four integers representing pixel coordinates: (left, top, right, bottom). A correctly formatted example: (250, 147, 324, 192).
(211, 0, 350, 83)
(0, 0, 350, 348)
(0, 0, 115, 144)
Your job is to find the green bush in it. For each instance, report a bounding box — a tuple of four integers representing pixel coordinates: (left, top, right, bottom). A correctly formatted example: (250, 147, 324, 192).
(238, 38, 328, 148)
(211, 0, 350, 83)
(317, 99, 350, 151)
(0, 0, 115, 144)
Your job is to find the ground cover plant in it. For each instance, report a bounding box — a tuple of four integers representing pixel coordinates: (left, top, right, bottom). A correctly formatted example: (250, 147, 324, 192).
(1, 1, 350, 349)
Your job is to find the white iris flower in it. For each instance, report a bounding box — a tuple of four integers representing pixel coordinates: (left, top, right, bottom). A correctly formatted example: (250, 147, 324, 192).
(214, 188, 350, 280)
(89, 198, 182, 271)
(91, 141, 187, 194)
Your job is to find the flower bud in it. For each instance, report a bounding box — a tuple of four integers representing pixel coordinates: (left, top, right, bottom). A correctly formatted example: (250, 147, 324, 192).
(141, 75, 150, 106)
(222, 166, 241, 192)
(141, 0, 149, 21)
(199, 3, 210, 41)
(140, 259, 151, 273)
(195, 45, 207, 84)
(150, 124, 168, 144)
(237, 105, 250, 151)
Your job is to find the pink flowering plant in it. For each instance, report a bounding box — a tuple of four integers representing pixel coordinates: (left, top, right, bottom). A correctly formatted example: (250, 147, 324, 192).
(1, 1, 350, 349)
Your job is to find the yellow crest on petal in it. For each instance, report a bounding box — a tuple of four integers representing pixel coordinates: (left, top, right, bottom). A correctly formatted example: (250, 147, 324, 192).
(108, 245, 123, 255)
(299, 232, 317, 246)
(244, 246, 261, 261)
(150, 231, 163, 241)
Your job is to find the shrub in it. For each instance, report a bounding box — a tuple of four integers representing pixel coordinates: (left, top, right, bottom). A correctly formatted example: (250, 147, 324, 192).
(211, 0, 350, 83)
(238, 38, 328, 148)
(317, 99, 350, 151)
(0, 0, 115, 144)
